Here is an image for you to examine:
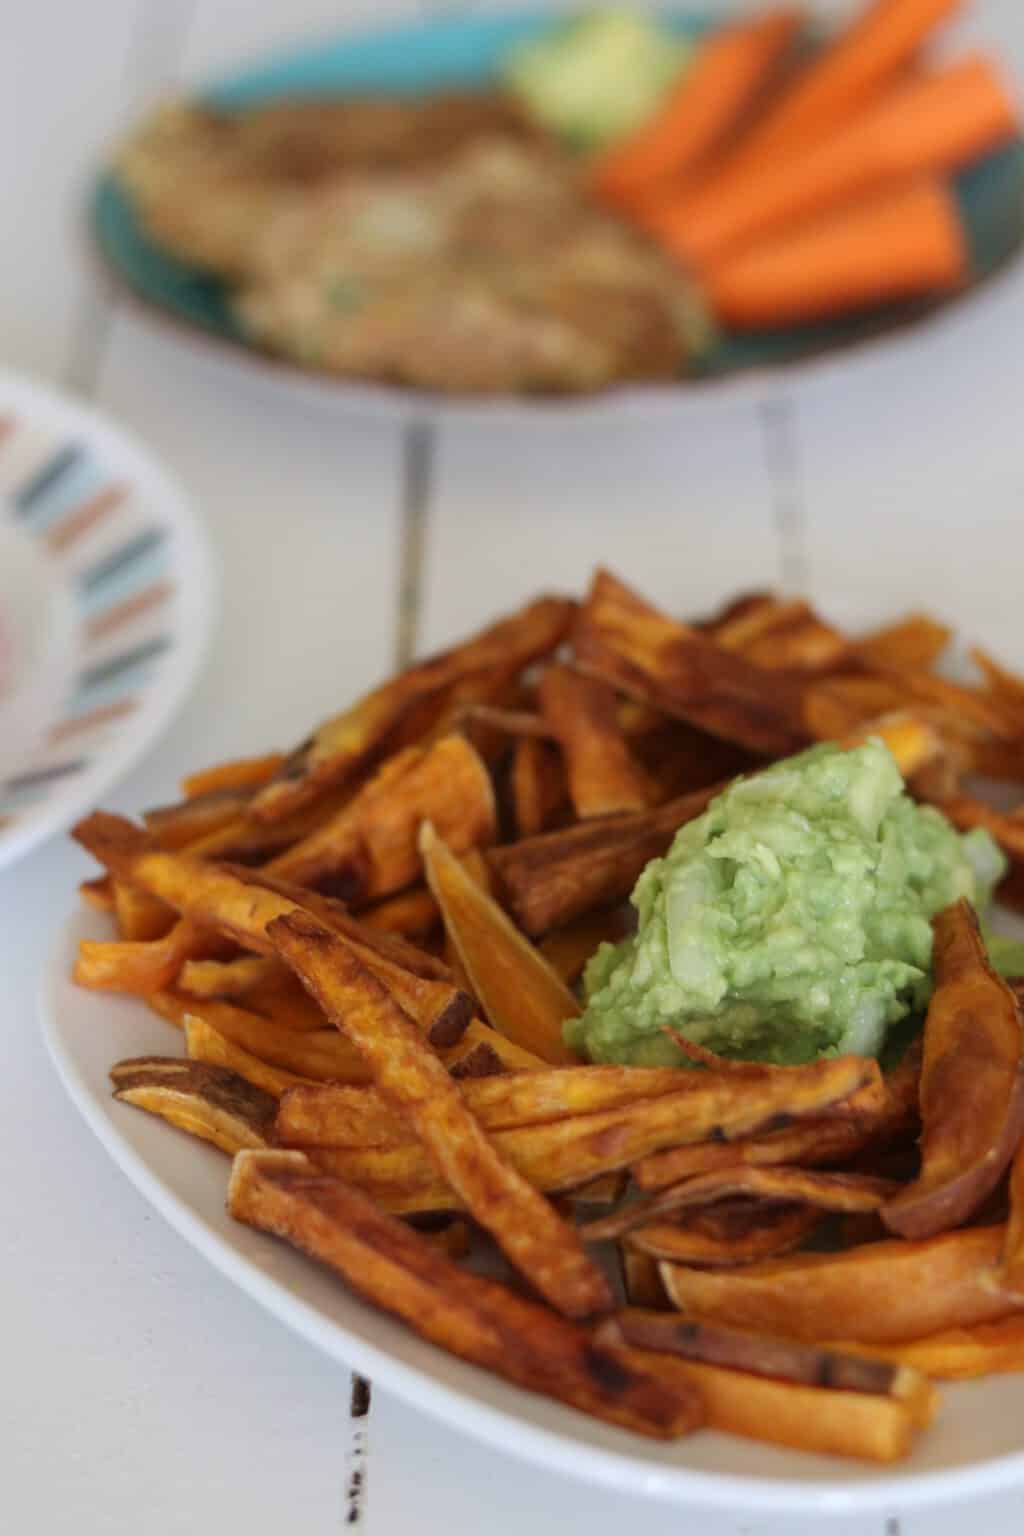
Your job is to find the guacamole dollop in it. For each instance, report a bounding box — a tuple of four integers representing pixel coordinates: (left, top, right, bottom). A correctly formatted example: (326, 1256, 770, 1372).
(503, 10, 691, 149)
(568, 741, 1005, 1067)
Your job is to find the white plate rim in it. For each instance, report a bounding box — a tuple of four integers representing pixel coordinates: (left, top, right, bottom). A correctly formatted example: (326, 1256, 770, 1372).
(0, 368, 217, 870)
(39, 907, 1024, 1519)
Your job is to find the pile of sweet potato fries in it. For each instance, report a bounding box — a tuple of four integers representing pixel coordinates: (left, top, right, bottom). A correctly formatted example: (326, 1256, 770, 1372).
(72, 570, 1024, 1463)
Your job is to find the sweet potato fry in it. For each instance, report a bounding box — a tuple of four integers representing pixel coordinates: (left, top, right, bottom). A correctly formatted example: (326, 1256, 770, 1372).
(443, 1037, 505, 1079)
(801, 675, 914, 740)
(178, 954, 283, 1000)
(253, 745, 413, 900)
(628, 1203, 821, 1266)
(147, 990, 207, 1030)
(538, 665, 656, 818)
(247, 871, 455, 981)
(305, 1056, 883, 1214)
(268, 911, 611, 1318)
(957, 738, 1024, 782)
(359, 886, 440, 943)
(488, 782, 722, 936)
(799, 689, 951, 782)
(931, 794, 1024, 862)
(250, 595, 575, 823)
(421, 1219, 472, 1261)
(882, 901, 1024, 1240)
(181, 752, 287, 799)
(1001, 1141, 1024, 1296)
(455, 706, 551, 741)
(79, 875, 115, 913)
(856, 613, 952, 670)
(620, 1248, 669, 1309)
(72, 814, 472, 1042)
(629, 715, 756, 800)
(875, 664, 1022, 740)
(267, 735, 497, 903)
(151, 993, 372, 1083)
(275, 1065, 704, 1149)
(633, 1042, 921, 1189)
(711, 597, 849, 673)
(842, 1314, 1024, 1380)
(659, 1226, 1017, 1343)
(572, 569, 809, 757)
(110, 1057, 277, 1154)
(844, 710, 947, 780)
(568, 1171, 628, 1212)
(632, 1116, 885, 1191)
(145, 763, 284, 859)
(179, 781, 360, 864)
(603, 1312, 935, 1419)
(144, 788, 258, 851)
(615, 1345, 926, 1462)
(228, 1150, 700, 1437)
(421, 821, 580, 1065)
(184, 1014, 314, 1095)
(584, 1167, 897, 1242)
(112, 881, 174, 941)
(661, 1033, 781, 1074)
(511, 736, 570, 838)
(971, 645, 1024, 715)
(178, 955, 361, 1036)
(700, 590, 774, 634)
(246, 977, 334, 1033)
(448, 1020, 546, 1073)
(538, 907, 633, 986)
(419, 664, 536, 764)
(75, 923, 225, 994)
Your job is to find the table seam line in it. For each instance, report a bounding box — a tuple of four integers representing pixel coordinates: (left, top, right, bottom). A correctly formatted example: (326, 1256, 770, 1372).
(759, 392, 809, 595)
(395, 418, 436, 669)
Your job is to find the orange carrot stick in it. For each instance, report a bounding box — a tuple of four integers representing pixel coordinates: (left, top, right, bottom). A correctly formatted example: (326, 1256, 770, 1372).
(661, 54, 1016, 267)
(703, 178, 967, 330)
(727, 0, 965, 168)
(591, 8, 804, 212)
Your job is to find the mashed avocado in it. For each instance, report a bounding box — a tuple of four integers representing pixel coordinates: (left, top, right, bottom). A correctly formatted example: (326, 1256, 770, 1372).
(503, 11, 691, 150)
(569, 741, 1005, 1067)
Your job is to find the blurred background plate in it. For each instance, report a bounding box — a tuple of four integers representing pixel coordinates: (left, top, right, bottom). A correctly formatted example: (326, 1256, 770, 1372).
(0, 370, 215, 870)
(90, 6, 1024, 424)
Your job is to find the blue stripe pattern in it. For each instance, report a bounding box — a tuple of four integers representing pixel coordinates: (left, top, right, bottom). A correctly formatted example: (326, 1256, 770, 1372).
(79, 528, 169, 614)
(5, 759, 86, 795)
(13, 444, 85, 520)
(1, 427, 177, 829)
(76, 634, 171, 695)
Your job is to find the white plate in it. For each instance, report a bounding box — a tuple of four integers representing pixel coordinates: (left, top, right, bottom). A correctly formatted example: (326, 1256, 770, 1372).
(0, 370, 215, 869)
(41, 904, 1024, 1520)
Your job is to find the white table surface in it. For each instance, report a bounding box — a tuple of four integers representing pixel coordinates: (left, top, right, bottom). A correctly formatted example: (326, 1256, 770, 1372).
(5, 2, 1024, 1530)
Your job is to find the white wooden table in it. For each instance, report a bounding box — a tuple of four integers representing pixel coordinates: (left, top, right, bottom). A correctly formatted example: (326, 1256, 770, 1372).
(5, 2, 1024, 1530)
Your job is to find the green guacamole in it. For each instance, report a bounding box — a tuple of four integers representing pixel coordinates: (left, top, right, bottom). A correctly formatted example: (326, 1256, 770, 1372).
(568, 741, 1006, 1067)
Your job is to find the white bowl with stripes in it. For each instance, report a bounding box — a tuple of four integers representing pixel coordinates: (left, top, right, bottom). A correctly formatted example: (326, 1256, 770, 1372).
(0, 369, 214, 869)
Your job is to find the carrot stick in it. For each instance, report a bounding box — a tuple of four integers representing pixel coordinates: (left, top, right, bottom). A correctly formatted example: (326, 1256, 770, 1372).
(703, 178, 967, 330)
(724, 0, 965, 169)
(658, 55, 1017, 267)
(591, 8, 804, 212)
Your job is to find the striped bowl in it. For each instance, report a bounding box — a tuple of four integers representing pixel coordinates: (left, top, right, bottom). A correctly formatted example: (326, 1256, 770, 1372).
(0, 370, 214, 870)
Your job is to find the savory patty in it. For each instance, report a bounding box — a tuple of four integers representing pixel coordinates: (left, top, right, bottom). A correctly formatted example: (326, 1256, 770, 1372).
(117, 95, 544, 276)
(116, 99, 702, 394)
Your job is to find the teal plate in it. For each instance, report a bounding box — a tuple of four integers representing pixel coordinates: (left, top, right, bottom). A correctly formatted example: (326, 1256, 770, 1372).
(91, 6, 1024, 410)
